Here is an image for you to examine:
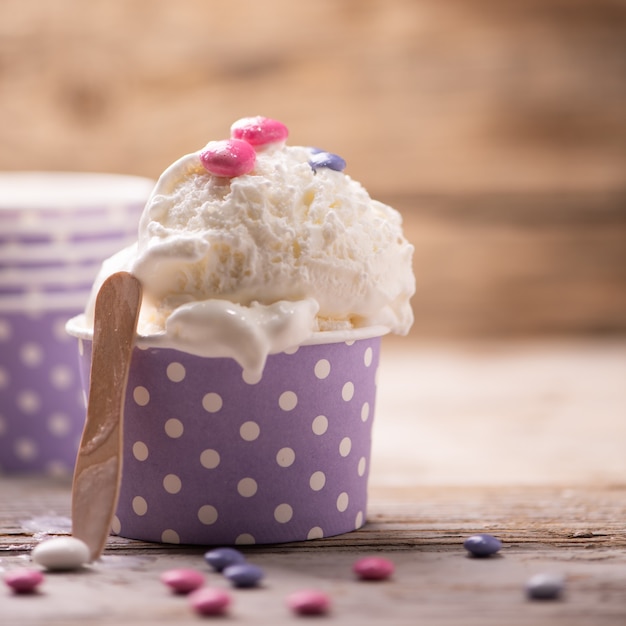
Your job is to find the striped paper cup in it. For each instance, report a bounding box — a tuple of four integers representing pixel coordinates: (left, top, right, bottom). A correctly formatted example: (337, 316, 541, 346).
(0, 172, 154, 474)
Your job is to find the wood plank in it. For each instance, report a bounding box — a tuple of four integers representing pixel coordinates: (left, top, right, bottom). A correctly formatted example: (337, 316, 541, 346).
(395, 190, 626, 337)
(0, 0, 624, 193)
(1, 478, 625, 625)
(2, 0, 625, 337)
(3, 479, 626, 552)
(2, 340, 624, 623)
(1, 337, 625, 623)
(373, 338, 626, 487)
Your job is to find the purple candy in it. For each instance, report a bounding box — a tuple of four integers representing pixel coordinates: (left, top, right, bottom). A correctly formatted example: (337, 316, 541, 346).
(204, 547, 246, 572)
(309, 151, 346, 173)
(223, 563, 264, 588)
(463, 533, 502, 557)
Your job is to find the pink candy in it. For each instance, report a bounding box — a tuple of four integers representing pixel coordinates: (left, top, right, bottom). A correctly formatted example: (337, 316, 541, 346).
(286, 589, 331, 616)
(188, 587, 232, 616)
(230, 116, 289, 147)
(160, 568, 205, 594)
(198, 117, 289, 179)
(3, 569, 45, 594)
(353, 556, 395, 581)
(199, 139, 256, 178)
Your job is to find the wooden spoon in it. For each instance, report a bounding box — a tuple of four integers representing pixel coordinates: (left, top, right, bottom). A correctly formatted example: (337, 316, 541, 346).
(71, 271, 142, 561)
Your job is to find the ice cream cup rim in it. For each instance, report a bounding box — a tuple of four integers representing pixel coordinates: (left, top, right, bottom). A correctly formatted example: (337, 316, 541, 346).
(65, 313, 389, 348)
(0, 171, 154, 212)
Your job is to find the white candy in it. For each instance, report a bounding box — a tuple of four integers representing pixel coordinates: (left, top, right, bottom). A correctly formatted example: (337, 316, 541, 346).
(31, 537, 91, 571)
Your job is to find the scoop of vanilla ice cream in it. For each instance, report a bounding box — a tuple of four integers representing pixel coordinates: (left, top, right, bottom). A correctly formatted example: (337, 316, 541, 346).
(83, 119, 415, 378)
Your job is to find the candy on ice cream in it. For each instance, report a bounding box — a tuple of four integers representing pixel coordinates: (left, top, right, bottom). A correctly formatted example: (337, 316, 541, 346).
(72, 116, 415, 381)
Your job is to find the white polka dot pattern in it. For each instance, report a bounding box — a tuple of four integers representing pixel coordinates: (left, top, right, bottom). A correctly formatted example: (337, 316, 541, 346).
(132, 496, 148, 516)
(47, 412, 71, 437)
(166, 362, 186, 382)
(312, 415, 328, 435)
(96, 336, 381, 545)
(133, 386, 150, 406)
(307, 526, 324, 540)
(339, 437, 352, 457)
(161, 529, 180, 544)
(199, 449, 220, 469)
(132, 441, 149, 461)
(0, 312, 89, 474)
(314, 359, 331, 379)
(240, 421, 260, 441)
(341, 382, 355, 402)
(0, 175, 148, 472)
(336, 492, 349, 512)
(237, 478, 258, 498)
(276, 447, 296, 467)
(202, 392, 223, 413)
(164, 418, 184, 439)
(358, 456, 367, 477)
(278, 390, 298, 411)
(198, 505, 218, 525)
(20, 343, 44, 367)
(355, 511, 364, 529)
(309, 471, 326, 491)
(274, 503, 293, 523)
(163, 474, 182, 494)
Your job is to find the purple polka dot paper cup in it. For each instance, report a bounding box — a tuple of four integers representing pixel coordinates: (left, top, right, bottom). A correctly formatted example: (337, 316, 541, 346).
(67, 324, 384, 545)
(0, 173, 154, 474)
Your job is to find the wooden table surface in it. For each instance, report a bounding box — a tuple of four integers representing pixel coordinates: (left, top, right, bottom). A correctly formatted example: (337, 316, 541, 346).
(2, 339, 625, 625)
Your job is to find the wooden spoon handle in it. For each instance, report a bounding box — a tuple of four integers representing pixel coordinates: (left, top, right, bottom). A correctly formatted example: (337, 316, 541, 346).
(71, 271, 142, 561)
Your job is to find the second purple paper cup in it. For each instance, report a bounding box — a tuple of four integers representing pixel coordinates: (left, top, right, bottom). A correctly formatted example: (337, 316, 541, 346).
(70, 327, 383, 545)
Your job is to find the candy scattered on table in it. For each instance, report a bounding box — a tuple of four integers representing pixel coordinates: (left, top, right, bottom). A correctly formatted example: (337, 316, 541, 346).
(3, 569, 45, 594)
(526, 573, 565, 600)
(353, 556, 395, 581)
(223, 563, 264, 588)
(160, 568, 205, 595)
(286, 589, 331, 616)
(204, 547, 246, 572)
(231, 116, 289, 147)
(309, 151, 347, 173)
(199, 139, 256, 178)
(31, 537, 90, 571)
(189, 587, 232, 616)
(463, 533, 502, 557)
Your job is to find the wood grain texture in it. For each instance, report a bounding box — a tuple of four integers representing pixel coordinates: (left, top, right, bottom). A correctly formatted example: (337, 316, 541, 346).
(72, 272, 142, 560)
(1, 479, 625, 625)
(0, 0, 624, 337)
(0, 0, 623, 193)
(397, 189, 626, 337)
(1, 340, 625, 624)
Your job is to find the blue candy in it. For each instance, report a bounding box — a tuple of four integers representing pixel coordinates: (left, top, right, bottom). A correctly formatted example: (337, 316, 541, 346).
(463, 533, 502, 557)
(223, 563, 264, 588)
(204, 547, 246, 572)
(309, 151, 346, 173)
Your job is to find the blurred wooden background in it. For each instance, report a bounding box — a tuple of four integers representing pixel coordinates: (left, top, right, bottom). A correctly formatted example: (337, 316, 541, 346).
(0, 0, 624, 338)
